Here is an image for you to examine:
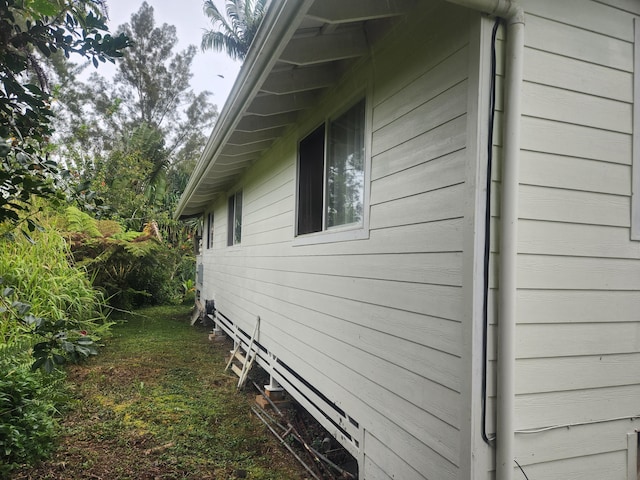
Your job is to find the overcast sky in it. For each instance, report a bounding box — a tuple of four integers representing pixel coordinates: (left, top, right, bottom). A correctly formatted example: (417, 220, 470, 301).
(97, 0, 241, 109)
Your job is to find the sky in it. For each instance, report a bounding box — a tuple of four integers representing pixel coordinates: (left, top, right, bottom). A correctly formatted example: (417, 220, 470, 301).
(96, 0, 242, 109)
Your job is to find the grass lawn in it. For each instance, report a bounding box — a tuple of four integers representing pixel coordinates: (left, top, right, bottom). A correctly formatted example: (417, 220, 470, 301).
(11, 305, 308, 479)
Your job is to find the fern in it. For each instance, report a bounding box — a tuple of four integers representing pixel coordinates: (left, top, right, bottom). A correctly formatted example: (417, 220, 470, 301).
(122, 240, 160, 257)
(112, 230, 143, 242)
(65, 206, 101, 238)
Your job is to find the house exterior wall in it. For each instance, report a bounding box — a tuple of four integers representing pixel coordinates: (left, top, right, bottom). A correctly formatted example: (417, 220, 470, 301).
(199, 2, 475, 478)
(485, 1, 640, 478)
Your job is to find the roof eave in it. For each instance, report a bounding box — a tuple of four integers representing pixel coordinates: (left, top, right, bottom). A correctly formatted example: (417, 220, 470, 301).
(174, 0, 314, 219)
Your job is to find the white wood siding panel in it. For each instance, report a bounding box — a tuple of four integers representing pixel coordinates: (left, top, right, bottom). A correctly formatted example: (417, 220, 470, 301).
(499, 3, 640, 478)
(595, 0, 640, 15)
(521, 117, 632, 164)
(525, 14, 633, 71)
(519, 152, 630, 195)
(363, 457, 394, 480)
(243, 210, 292, 237)
(372, 183, 465, 230)
(513, 451, 627, 480)
(513, 354, 640, 394)
(225, 266, 463, 321)
(373, 46, 468, 131)
(238, 218, 465, 257)
(372, 80, 468, 156)
(521, 0, 634, 41)
(219, 271, 462, 415)
(516, 185, 629, 227)
(371, 2, 469, 108)
(523, 47, 632, 102)
(522, 81, 632, 133)
(515, 323, 640, 358)
(243, 161, 294, 211)
(239, 275, 463, 357)
(516, 221, 640, 258)
(488, 289, 640, 325)
(517, 254, 640, 290)
(243, 182, 293, 220)
(215, 280, 462, 464)
(365, 431, 457, 480)
(521, 289, 640, 324)
(371, 150, 465, 205)
(241, 226, 291, 246)
(223, 252, 462, 286)
(515, 419, 637, 466)
(515, 385, 640, 431)
(371, 115, 466, 181)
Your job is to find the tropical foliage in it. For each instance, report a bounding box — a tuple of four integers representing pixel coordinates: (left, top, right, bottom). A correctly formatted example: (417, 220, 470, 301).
(201, 0, 267, 60)
(0, 0, 131, 232)
(61, 206, 193, 309)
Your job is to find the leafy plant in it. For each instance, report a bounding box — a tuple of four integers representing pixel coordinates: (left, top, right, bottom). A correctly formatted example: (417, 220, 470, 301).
(0, 0, 131, 232)
(0, 210, 111, 371)
(0, 350, 67, 475)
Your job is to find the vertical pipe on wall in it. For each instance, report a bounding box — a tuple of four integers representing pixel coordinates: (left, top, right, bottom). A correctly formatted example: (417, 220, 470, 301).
(495, 11, 524, 480)
(444, 2, 524, 479)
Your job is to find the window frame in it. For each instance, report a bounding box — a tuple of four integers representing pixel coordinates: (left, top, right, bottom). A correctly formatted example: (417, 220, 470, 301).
(206, 211, 214, 249)
(632, 17, 640, 240)
(227, 190, 243, 246)
(293, 94, 372, 246)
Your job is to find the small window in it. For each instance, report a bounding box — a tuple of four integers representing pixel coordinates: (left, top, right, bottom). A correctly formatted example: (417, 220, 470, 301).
(632, 18, 640, 240)
(227, 190, 242, 246)
(297, 98, 366, 236)
(206, 212, 214, 249)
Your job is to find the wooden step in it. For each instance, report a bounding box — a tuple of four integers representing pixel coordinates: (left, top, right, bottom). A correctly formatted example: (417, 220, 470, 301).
(231, 363, 243, 378)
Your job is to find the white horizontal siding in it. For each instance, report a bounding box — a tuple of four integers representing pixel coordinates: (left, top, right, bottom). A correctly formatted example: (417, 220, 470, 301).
(488, 2, 640, 476)
(202, 2, 472, 479)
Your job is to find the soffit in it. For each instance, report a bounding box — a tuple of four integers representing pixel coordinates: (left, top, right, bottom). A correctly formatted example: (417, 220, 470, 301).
(177, 0, 417, 218)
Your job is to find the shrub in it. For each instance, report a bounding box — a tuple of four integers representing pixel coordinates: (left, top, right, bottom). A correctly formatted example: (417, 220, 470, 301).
(0, 349, 67, 475)
(0, 207, 114, 376)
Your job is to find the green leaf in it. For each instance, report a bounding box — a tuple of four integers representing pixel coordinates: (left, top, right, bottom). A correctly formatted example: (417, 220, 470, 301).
(28, 0, 59, 17)
(52, 354, 66, 365)
(31, 357, 46, 371)
(43, 358, 55, 374)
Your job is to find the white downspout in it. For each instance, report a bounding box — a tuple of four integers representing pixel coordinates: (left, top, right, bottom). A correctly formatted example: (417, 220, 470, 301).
(444, 2, 524, 480)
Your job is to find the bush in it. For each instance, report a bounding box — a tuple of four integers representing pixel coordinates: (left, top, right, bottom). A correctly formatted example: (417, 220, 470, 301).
(0, 350, 67, 475)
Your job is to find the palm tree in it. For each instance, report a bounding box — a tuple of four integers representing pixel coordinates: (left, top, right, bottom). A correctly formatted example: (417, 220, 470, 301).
(201, 0, 267, 61)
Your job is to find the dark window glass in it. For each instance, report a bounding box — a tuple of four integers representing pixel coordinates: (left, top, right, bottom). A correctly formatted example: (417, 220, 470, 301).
(297, 125, 325, 235)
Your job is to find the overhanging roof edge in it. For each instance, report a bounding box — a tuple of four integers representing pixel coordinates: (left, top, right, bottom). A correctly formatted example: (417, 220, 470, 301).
(174, 0, 315, 219)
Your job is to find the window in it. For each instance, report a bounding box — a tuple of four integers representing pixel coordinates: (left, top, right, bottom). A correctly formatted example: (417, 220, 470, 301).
(227, 190, 242, 245)
(297, 98, 366, 236)
(632, 18, 640, 240)
(206, 212, 214, 249)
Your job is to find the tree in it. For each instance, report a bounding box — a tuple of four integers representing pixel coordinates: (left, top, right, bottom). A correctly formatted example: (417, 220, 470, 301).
(201, 0, 266, 61)
(52, 2, 217, 231)
(0, 0, 130, 232)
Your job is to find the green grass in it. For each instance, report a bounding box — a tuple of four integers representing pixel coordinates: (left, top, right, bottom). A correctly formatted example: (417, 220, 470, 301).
(10, 305, 306, 479)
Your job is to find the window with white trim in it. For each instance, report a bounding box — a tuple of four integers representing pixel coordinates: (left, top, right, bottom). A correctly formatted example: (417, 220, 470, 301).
(206, 212, 214, 249)
(227, 191, 242, 246)
(296, 98, 366, 236)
